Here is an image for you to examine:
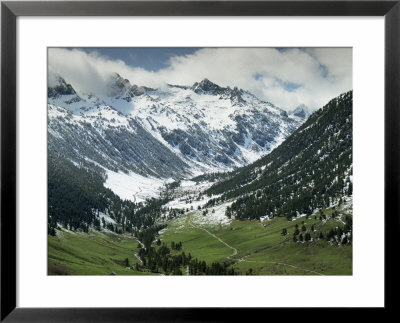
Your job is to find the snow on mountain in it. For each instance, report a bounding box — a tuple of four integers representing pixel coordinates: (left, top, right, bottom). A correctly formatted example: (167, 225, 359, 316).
(104, 169, 173, 203)
(48, 104, 190, 179)
(48, 74, 304, 189)
(206, 91, 353, 220)
(290, 104, 312, 120)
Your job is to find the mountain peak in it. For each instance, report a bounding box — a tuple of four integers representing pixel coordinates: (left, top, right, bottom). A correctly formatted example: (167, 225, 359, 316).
(291, 104, 311, 119)
(48, 76, 76, 98)
(199, 78, 213, 85)
(108, 72, 146, 99)
(109, 72, 131, 90)
(192, 78, 225, 95)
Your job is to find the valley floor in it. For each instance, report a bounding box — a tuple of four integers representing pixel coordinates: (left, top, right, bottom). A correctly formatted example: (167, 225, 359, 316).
(48, 196, 352, 275)
(48, 170, 353, 276)
(159, 209, 352, 275)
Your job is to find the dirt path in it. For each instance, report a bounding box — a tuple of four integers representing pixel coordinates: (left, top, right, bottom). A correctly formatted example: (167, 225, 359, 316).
(188, 213, 324, 275)
(134, 237, 145, 250)
(188, 216, 237, 259)
(133, 252, 143, 265)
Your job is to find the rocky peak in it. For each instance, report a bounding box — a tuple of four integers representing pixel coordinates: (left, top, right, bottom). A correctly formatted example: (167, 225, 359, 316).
(230, 86, 245, 105)
(192, 78, 226, 95)
(48, 77, 76, 98)
(108, 72, 146, 99)
(291, 104, 311, 119)
(109, 72, 131, 93)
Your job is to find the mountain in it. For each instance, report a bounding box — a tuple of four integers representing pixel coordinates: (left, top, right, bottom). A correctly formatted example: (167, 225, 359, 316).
(48, 75, 303, 179)
(290, 104, 312, 120)
(48, 76, 77, 98)
(48, 104, 190, 178)
(48, 150, 162, 234)
(107, 72, 151, 99)
(206, 91, 353, 220)
(48, 78, 353, 276)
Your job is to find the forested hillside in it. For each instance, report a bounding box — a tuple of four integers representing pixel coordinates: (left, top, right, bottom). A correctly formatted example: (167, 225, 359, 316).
(48, 153, 173, 235)
(206, 91, 353, 220)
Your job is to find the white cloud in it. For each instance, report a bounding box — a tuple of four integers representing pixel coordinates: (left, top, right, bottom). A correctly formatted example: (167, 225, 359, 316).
(48, 47, 352, 111)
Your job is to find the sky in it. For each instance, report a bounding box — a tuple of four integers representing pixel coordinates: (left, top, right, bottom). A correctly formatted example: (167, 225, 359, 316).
(48, 47, 352, 111)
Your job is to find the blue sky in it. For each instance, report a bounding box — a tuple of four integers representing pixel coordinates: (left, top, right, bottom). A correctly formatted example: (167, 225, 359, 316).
(49, 47, 352, 110)
(77, 47, 200, 72)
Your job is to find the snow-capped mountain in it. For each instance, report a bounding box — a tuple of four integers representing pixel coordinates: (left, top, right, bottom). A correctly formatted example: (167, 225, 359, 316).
(290, 104, 312, 120)
(48, 74, 304, 180)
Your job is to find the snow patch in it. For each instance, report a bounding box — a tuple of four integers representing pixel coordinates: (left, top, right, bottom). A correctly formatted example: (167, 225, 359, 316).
(98, 211, 116, 225)
(104, 169, 168, 203)
(190, 201, 233, 227)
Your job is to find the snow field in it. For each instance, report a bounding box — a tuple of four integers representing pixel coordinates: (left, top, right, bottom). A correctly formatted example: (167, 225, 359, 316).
(104, 169, 172, 203)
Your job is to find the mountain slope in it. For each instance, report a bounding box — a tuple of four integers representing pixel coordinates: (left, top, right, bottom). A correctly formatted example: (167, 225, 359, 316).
(48, 75, 303, 179)
(48, 151, 172, 235)
(206, 91, 353, 220)
(48, 104, 190, 178)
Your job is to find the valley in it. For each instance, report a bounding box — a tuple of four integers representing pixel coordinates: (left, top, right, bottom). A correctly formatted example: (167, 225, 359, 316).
(47, 72, 353, 276)
(49, 174, 352, 275)
(158, 185, 352, 275)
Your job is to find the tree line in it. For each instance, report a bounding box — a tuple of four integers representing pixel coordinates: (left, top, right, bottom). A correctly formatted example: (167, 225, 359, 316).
(134, 227, 236, 275)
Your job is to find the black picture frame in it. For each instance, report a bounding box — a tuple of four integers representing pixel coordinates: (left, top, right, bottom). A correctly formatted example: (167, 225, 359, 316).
(1, 0, 399, 321)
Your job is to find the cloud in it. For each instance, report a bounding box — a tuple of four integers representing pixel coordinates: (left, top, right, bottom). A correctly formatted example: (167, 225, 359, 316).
(48, 47, 352, 111)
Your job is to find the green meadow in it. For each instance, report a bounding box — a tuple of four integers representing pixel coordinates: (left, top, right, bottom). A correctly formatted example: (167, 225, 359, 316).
(48, 230, 155, 275)
(49, 206, 352, 275)
(159, 209, 352, 275)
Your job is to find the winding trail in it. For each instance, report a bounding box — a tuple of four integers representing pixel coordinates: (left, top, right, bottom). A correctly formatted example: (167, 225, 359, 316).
(133, 252, 143, 265)
(187, 213, 324, 276)
(188, 216, 237, 259)
(135, 238, 145, 250)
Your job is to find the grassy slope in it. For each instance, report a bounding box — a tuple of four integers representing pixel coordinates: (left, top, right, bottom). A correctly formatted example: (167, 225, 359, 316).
(48, 206, 352, 275)
(160, 214, 234, 262)
(48, 230, 155, 275)
(160, 207, 352, 275)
